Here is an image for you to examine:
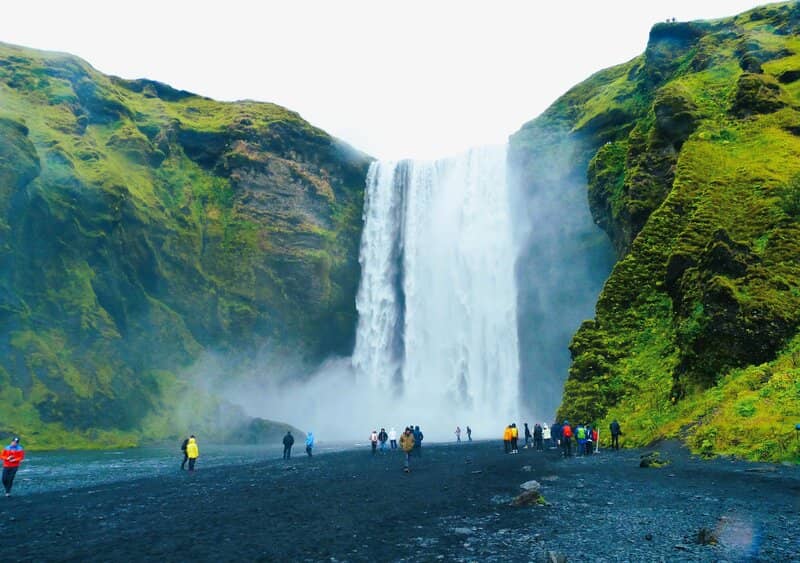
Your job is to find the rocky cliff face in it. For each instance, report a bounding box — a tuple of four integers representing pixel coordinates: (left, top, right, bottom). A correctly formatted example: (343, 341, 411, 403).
(512, 1, 800, 461)
(0, 43, 370, 447)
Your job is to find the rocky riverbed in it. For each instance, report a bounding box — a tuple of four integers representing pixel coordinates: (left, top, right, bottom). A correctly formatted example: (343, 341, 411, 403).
(1, 440, 797, 562)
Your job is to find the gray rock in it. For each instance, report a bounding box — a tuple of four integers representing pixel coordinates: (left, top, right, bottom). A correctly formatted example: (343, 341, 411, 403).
(520, 480, 541, 492)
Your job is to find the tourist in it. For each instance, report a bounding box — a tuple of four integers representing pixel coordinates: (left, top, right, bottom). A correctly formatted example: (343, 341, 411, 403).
(561, 421, 573, 457)
(542, 423, 551, 448)
(524, 423, 532, 449)
(413, 426, 424, 457)
(400, 427, 415, 473)
(503, 424, 512, 454)
(534, 423, 544, 451)
(305, 431, 314, 457)
(585, 424, 594, 455)
(551, 421, 562, 450)
(576, 424, 587, 456)
(1, 437, 25, 496)
(185, 435, 199, 472)
(510, 423, 519, 454)
(455, 426, 461, 443)
(389, 427, 398, 450)
(610, 419, 622, 450)
(283, 430, 295, 460)
(591, 426, 599, 453)
(180, 436, 190, 470)
(378, 428, 388, 453)
(466, 426, 472, 441)
(370, 430, 378, 455)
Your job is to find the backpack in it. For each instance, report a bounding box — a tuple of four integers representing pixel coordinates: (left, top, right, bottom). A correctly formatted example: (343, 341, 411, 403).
(577, 427, 586, 440)
(562, 425, 573, 438)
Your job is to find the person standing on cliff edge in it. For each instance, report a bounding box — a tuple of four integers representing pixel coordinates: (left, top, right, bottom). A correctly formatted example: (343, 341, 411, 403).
(1, 437, 25, 496)
(283, 430, 295, 460)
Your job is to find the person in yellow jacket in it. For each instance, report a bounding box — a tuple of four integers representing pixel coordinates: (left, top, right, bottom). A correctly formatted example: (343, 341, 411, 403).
(503, 425, 512, 454)
(399, 427, 415, 473)
(185, 435, 199, 472)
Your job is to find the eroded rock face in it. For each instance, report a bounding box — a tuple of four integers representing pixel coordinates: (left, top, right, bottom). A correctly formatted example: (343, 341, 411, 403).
(513, 3, 800, 461)
(0, 41, 370, 446)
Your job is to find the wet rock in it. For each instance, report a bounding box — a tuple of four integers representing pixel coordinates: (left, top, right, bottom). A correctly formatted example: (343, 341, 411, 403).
(696, 527, 717, 545)
(520, 480, 541, 492)
(640, 452, 671, 468)
(509, 489, 544, 507)
(521, 465, 533, 472)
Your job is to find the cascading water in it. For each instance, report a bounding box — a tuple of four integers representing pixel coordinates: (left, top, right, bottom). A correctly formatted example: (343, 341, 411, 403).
(352, 145, 520, 431)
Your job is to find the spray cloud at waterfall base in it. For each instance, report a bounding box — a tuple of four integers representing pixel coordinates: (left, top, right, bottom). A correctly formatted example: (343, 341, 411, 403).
(221, 141, 610, 442)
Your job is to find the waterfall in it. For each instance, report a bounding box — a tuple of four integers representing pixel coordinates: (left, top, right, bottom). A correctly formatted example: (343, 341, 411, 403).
(352, 145, 520, 429)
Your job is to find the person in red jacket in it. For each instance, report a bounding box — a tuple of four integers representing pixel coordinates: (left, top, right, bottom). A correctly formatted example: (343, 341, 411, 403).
(2, 437, 25, 496)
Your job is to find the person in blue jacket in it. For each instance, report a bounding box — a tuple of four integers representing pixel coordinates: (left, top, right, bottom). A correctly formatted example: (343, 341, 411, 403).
(305, 431, 314, 457)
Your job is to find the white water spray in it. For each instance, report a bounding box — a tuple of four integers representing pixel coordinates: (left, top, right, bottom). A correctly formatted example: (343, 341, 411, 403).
(352, 145, 520, 435)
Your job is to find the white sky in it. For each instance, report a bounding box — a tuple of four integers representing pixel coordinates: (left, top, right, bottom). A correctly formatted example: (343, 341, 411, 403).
(1, 1, 771, 160)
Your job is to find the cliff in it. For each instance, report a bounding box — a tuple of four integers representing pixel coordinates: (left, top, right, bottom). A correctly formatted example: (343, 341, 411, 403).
(511, 1, 800, 461)
(0, 42, 370, 447)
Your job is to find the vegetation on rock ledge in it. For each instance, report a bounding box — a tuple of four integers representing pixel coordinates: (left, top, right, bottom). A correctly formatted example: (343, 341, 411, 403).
(512, 1, 800, 462)
(0, 42, 370, 448)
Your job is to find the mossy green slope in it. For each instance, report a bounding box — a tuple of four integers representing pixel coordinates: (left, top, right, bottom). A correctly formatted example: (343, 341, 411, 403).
(0, 42, 370, 448)
(511, 2, 800, 461)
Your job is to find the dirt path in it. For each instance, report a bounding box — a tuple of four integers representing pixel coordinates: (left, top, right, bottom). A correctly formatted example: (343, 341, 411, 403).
(1, 441, 797, 562)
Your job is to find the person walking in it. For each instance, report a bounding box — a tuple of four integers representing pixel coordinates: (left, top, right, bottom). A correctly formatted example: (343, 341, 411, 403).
(283, 430, 295, 460)
(466, 426, 472, 441)
(413, 426, 423, 457)
(378, 428, 388, 453)
(180, 436, 190, 470)
(1, 437, 25, 496)
(305, 431, 314, 457)
(389, 427, 398, 450)
(370, 430, 379, 455)
(185, 435, 199, 472)
(610, 419, 622, 450)
(455, 426, 461, 443)
(400, 427, 415, 473)
(524, 423, 532, 449)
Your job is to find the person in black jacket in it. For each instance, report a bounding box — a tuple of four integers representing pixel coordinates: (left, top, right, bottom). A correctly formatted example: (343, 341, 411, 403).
(180, 437, 189, 470)
(283, 431, 295, 459)
(524, 423, 532, 449)
(610, 420, 622, 450)
(533, 423, 544, 451)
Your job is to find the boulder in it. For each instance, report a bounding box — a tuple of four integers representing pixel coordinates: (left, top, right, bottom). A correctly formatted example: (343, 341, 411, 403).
(509, 489, 545, 507)
(520, 480, 541, 492)
(640, 451, 671, 468)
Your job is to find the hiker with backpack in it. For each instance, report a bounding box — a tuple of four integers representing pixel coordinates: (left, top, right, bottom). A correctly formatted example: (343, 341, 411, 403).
(561, 421, 573, 457)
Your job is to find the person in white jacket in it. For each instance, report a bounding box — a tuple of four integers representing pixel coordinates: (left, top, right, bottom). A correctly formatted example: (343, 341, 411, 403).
(389, 427, 398, 450)
(542, 423, 552, 448)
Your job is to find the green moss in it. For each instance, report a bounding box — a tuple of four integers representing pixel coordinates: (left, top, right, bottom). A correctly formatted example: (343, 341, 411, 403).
(0, 40, 371, 448)
(516, 3, 800, 462)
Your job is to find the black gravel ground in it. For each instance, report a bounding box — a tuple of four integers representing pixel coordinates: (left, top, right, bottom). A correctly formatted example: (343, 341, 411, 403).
(1, 440, 798, 562)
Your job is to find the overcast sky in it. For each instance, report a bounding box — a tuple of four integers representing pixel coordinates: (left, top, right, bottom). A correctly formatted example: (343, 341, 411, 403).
(1, 1, 771, 160)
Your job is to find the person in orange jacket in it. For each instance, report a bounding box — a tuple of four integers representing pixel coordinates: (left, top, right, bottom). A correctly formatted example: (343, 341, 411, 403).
(2, 437, 25, 496)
